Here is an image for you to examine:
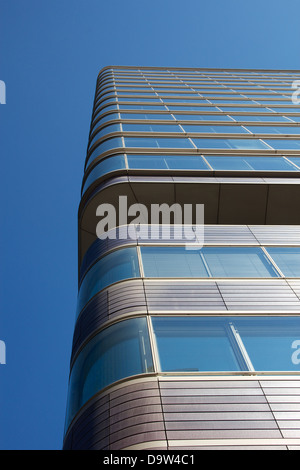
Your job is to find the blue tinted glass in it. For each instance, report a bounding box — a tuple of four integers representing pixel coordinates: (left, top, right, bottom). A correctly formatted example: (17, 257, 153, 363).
(89, 124, 121, 149)
(205, 156, 298, 171)
(236, 317, 300, 371)
(118, 104, 167, 111)
(151, 316, 300, 374)
(65, 317, 153, 433)
(91, 113, 119, 132)
(202, 247, 280, 278)
(181, 124, 250, 134)
(174, 114, 233, 121)
(266, 247, 300, 277)
(141, 246, 209, 278)
(77, 247, 140, 316)
(167, 105, 220, 111)
(86, 137, 124, 167)
(93, 104, 119, 118)
(117, 97, 161, 102)
(124, 137, 194, 148)
(232, 115, 291, 122)
(127, 155, 209, 170)
(264, 140, 300, 150)
(268, 107, 300, 112)
(82, 155, 126, 194)
(245, 126, 300, 135)
(162, 98, 210, 103)
(191, 138, 270, 150)
(120, 113, 174, 120)
(152, 317, 243, 372)
(286, 116, 300, 122)
(218, 107, 274, 113)
(287, 157, 300, 168)
(122, 123, 183, 132)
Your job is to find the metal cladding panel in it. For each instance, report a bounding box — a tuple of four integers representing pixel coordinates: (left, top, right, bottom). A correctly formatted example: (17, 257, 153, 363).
(64, 376, 300, 450)
(63, 378, 167, 450)
(261, 379, 300, 439)
(158, 377, 299, 449)
(71, 280, 147, 361)
(144, 280, 226, 311)
(249, 225, 300, 245)
(217, 280, 300, 311)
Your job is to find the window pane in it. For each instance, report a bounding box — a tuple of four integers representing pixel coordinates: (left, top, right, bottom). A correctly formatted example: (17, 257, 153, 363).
(191, 138, 270, 150)
(205, 156, 298, 171)
(65, 317, 153, 432)
(127, 154, 209, 170)
(181, 124, 250, 134)
(287, 157, 300, 168)
(124, 137, 194, 148)
(244, 126, 300, 135)
(141, 246, 279, 278)
(151, 317, 245, 372)
(77, 247, 140, 316)
(173, 114, 233, 121)
(89, 123, 121, 149)
(232, 115, 291, 122)
(266, 247, 300, 277)
(264, 139, 300, 150)
(120, 113, 174, 120)
(236, 317, 300, 371)
(86, 137, 124, 167)
(122, 123, 183, 132)
(141, 246, 209, 278)
(82, 155, 126, 194)
(202, 247, 279, 278)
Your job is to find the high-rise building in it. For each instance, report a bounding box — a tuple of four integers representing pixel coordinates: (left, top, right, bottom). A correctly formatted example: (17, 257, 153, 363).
(63, 66, 300, 451)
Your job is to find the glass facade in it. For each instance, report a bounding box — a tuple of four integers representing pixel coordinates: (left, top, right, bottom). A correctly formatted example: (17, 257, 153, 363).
(64, 66, 300, 449)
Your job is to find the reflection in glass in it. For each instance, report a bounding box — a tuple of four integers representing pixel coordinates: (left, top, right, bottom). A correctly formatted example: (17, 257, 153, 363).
(65, 317, 153, 432)
(77, 247, 140, 316)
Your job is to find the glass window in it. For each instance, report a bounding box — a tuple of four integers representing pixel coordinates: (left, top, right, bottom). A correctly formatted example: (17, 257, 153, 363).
(140, 246, 279, 278)
(82, 155, 126, 194)
(65, 317, 153, 432)
(173, 114, 233, 121)
(191, 138, 270, 150)
(122, 123, 183, 132)
(120, 113, 174, 120)
(244, 126, 300, 135)
(167, 105, 220, 112)
(201, 246, 280, 278)
(205, 156, 299, 172)
(234, 317, 300, 372)
(218, 107, 274, 113)
(127, 154, 209, 170)
(264, 139, 300, 150)
(93, 104, 119, 119)
(118, 104, 168, 111)
(86, 137, 124, 167)
(77, 247, 140, 316)
(232, 115, 291, 122)
(141, 246, 209, 278)
(266, 247, 300, 277)
(181, 124, 250, 134)
(286, 156, 300, 168)
(89, 123, 121, 149)
(124, 137, 194, 149)
(152, 317, 243, 372)
(91, 113, 120, 133)
(151, 316, 300, 373)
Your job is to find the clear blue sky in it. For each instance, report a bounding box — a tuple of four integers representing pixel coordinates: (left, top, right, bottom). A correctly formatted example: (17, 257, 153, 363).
(0, 0, 299, 450)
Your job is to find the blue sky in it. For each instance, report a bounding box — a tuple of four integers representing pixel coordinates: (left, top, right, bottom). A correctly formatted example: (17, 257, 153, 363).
(0, 0, 299, 450)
